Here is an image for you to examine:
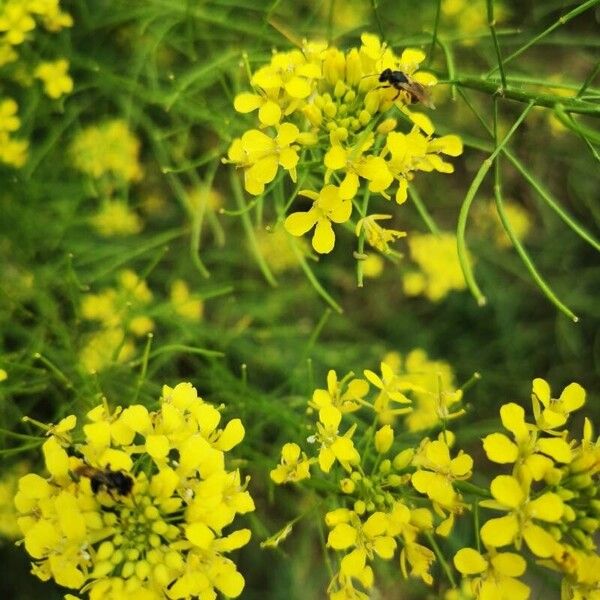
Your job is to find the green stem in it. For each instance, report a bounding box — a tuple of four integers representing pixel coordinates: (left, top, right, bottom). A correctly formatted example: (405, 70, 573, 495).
(426, 532, 457, 588)
(486, 0, 507, 91)
(427, 0, 442, 65)
(229, 169, 278, 288)
(493, 164, 579, 322)
(457, 101, 534, 306)
(486, 0, 600, 76)
(408, 185, 440, 235)
(576, 59, 600, 98)
(503, 150, 600, 252)
(448, 76, 600, 116)
(288, 238, 343, 314)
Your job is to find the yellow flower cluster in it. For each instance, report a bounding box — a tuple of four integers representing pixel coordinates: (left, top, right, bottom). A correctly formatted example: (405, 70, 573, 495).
(0, 461, 27, 539)
(80, 269, 154, 373)
(71, 119, 143, 183)
(473, 200, 532, 249)
(403, 232, 469, 301)
(79, 272, 204, 372)
(90, 200, 144, 237)
(226, 33, 462, 257)
(0, 97, 28, 167)
(15, 382, 254, 599)
(453, 377, 599, 599)
(269, 357, 472, 599)
(442, 0, 508, 44)
(0, 0, 73, 166)
(0, 0, 71, 54)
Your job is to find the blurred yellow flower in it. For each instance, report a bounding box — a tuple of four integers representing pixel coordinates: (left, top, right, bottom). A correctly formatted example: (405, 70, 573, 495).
(403, 232, 468, 301)
(90, 199, 143, 237)
(71, 120, 142, 182)
(169, 279, 203, 322)
(34, 59, 73, 98)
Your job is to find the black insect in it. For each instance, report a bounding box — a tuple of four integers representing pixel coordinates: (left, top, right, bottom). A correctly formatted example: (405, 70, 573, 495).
(377, 68, 434, 109)
(74, 464, 134, 498)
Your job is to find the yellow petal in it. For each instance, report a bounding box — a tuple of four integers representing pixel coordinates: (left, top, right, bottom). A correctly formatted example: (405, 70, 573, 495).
(324, 145, 347, 170)
(186, 522, 215, 549)
(284, 209, 317, 236)
(532, 378, 551, 406)
(490, 475, 524, 508)
(313, 218, 335, 253)
(490, 552, 526, 577)
(233, 92, 262, 113)
(215, 418, 245, 451)
(559, 382, 585, 412)
(146, 434, 170, 459)
(400, 48, 426, 69)
(480, 514, 518, 547)
(453, 548, 487, 575)
(258, 100, 282, 126)
(536, 437, 571, 463)
(278, 146, 299, 170)
(328, 523, 357, 549)
(522, 522, 557, 557)
(277, 122, 300, 146)
(527, 492, 563, 522)
(429, 134, 463, 156)
(285, 77, 311, 98)
(483, 433, 519, 464)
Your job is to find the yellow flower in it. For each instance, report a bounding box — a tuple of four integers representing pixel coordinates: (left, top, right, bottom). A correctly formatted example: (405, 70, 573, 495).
(0, 98, 20, 133)
(227, 123, 300, 195)
(355, 214, 406, 254)
(0, 2, 35, 45)
(309, 405, 360, 473)
(90, 199, 143, 237)
(403, 232, 468, 301)
(170, 279, 203, 322)
(454, 547, 530, 600)
(480, 475, 563, 557)
(310, 369, 369, 414)
(531, 378, 586, 431)
(364, 361, 412, 423)
(285, 184, 352, 253)
(411, 438, 472, 508)
(71, 120, 142, 182)
(79, 327, 135, 373)
(270, 443, 312, 484)
(0, 132, 28, 167)
(15, 382, 254, 599)
(482, 401, 573, 484)
(326, 510, 396, 578)
(34, 59, 73, 99)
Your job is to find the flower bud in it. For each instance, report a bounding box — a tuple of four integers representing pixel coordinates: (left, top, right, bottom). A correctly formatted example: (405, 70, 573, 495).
(340, 478, 355, 494)
(393, 448, 414, 470)
(375, 425, 394, 454)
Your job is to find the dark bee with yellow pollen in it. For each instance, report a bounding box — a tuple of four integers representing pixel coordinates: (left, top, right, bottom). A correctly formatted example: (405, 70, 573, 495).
(378, 68, 435, 109)
(74, 464, 134, 498)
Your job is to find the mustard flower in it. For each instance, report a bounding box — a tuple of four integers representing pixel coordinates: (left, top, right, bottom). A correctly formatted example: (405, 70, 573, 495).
(15, 382, 254, 599)
(482, 401, 572, 483)
(34, 59, 73, 99)
(284, 184, 352, 253)
(270, 443, 312, 484)
(310, 370, 369, 414)
(364, 361, 412, 423)
(308, 405, 360, 473)
(170, 279, 204, 322)
(454, 547, 530, 600)
(90, 199, 143, 237)
(480, 475, 563, 557)
(0, 98, 20, 133)
(403, 232, 468, 301)
(226, 123, 300, 195)
(326, 509, 395, 594)
(71, 120, 142, 182)
(531, 377, 586, 431)
(0, 2, 35, 45)
(355, 214, 406, 254)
